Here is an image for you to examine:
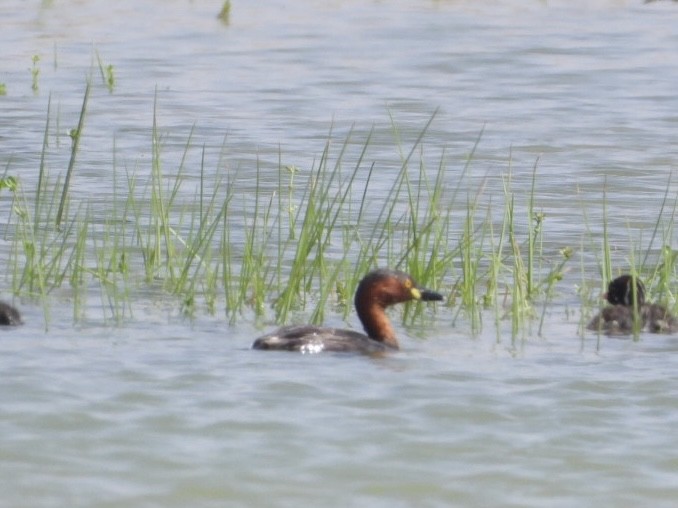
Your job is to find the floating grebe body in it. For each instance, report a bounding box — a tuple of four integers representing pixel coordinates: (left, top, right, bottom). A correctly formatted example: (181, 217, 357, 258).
(642, 302, 678, 333)
(252, 269, 443, 353)
(252, 324, 395, 354)
(587, 275, 677, 334)
(0, 301, 22, 326)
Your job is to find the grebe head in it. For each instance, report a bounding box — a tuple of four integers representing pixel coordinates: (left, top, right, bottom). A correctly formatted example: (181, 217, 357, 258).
(354, 269, 443, 345)
(606, 275, 645, 307)
(355, 269, 443, 308)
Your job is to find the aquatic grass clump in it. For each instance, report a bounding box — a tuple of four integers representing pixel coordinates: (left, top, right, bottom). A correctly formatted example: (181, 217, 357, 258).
(1, 88, 597, 336)
(640, 173, 678, 311)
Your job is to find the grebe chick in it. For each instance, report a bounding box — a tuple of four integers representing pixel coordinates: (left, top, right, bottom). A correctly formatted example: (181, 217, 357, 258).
(0, 301, 22, 326)
(587, 274, 677, 334)
(252, 269, 443, 354)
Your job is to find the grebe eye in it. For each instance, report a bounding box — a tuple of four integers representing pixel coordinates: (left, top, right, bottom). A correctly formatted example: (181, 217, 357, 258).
(403, 279, 412, 289)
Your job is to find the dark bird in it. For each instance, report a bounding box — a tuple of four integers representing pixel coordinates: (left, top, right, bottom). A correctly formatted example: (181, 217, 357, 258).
(0, 301, 22, 326)
(253, 269, 443, 354)
(587, 274, 677, 334)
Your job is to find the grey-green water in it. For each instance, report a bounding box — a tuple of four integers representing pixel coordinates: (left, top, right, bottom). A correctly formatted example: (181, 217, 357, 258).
(1, 0, 677, 506)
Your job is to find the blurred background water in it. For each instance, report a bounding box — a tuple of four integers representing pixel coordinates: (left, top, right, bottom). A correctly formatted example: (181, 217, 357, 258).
(1, 0, 677, 506)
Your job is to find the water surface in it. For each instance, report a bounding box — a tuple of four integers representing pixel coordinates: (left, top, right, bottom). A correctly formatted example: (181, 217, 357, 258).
(1, 0, 677, 506)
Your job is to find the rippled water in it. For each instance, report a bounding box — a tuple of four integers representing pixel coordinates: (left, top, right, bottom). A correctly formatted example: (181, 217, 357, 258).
(1, 0, 678, 506)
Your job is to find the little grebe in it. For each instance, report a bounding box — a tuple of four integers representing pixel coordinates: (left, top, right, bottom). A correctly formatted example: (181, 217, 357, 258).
(252, 269, 443, 353)
(587, 274, 677, 334)
(0, 301, 22, 326)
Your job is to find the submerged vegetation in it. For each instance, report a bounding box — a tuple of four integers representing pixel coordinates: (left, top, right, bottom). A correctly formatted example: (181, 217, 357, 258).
(30, 55, 40, 93)
(217, 0, 231, 24)
(1, 85, 677, 338)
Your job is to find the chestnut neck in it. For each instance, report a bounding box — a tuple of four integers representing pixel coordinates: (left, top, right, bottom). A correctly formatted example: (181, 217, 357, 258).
(356, 301, 399, 349)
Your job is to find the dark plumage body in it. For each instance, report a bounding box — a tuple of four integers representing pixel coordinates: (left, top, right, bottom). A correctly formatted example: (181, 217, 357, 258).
(587, 275, 677, 334)
(0, 301, 22, 326)
(252, 324, 395, 354)
(252, 269, 443, 354)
